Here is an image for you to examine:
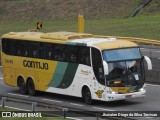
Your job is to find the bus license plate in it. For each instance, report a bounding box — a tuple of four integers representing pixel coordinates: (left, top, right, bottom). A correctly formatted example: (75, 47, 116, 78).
(125, 95, 132, 99)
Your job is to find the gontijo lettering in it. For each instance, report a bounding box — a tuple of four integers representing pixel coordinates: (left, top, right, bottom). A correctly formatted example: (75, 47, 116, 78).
(23, 60, 48, 70)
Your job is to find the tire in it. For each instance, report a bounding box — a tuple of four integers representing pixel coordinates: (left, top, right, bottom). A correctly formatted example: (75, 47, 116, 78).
(82, 87, 93, 105)
(27, 79, 36, 96)
(17, 77, 27, 94)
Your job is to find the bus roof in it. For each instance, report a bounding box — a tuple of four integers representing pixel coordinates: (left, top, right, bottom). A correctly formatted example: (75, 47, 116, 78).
(2, 31, 138, 50)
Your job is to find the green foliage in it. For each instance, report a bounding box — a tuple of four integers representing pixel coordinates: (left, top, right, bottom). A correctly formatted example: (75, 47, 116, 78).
(0, 15, 160, 40)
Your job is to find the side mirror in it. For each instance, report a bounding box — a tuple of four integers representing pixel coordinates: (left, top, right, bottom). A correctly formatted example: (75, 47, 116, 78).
(143, 56, 152, 70)
(103, 60, 109, 75)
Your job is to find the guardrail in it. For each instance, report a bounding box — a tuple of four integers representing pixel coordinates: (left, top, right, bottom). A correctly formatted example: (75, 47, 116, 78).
(0, 93, 131, 120)
(94, 35, 160, 45)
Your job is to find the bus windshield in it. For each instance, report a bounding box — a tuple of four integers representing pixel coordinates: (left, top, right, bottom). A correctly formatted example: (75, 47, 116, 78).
(102, 48, 141, 62)
(102, 48, 144, 87)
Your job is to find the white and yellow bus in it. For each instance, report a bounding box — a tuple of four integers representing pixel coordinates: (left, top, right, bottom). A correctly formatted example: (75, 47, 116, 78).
(1, 31, 152, 104)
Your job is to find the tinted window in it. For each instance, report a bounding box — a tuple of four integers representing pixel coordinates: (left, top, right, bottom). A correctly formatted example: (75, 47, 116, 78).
(66, 46, 78, 63)
(92, 48, 104, 85)
(2, 38, 91, 66)
(53, 45, 65, 61)
(79, 47, 90, 66)
(20, 41, 29, 57)
(29, 42, 40, 58)
(2, 39, 9, 54)
(40, 43, 53, 60)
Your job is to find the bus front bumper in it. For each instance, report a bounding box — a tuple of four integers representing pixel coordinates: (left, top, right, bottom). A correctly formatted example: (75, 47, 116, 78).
(106, 90, 146, 101)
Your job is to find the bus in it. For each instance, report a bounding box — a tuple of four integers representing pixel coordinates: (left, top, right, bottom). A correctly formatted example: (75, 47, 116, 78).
(1, 31, 152, 104)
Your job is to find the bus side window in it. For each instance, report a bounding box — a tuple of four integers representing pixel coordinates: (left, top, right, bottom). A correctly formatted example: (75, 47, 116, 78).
(16, 41, 21, 56)
(66, 46, 78, 63)
(29, 42, 40, 58)
(53, 45, 65, 61)
(8, 39, 17, 56)
(2, 39, 9, 54)
(20, 41, 29, 57)
(79, 47, 91, 66)
(40, 43, 53, 60)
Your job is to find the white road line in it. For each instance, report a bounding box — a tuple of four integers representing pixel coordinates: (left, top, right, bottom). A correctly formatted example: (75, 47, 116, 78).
(0, 66, 2, 68)
(157, 58, 160, 60)
(146, 84, 160, 87)
(92, 107, 115, 111)
(154, 51, 160, 53)
(0, 77, 3, 79)
(69, 103, 84, 107)
(0, 105, 30, 111)
(140, 48, 146, 49)
(8, 93, 29, 97)
(42, 98, 62, 103)
(66, 117, 83, 120)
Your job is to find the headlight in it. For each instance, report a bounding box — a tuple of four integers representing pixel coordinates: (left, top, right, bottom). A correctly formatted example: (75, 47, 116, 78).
(110, 91, 118, 94)
(138, 87, 146, 92)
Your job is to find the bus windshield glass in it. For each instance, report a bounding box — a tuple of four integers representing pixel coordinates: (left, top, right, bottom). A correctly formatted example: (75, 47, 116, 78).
(102, 48, 144, 87)
(102, 48, 141, 62)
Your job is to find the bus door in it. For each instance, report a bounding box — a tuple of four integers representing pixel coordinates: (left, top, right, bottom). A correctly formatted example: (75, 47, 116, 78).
(91, 48, 105, 98)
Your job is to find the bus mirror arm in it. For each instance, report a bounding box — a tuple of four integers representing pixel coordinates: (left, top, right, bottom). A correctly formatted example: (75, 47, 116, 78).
(143, 56, 152, 70)
(103, 60, 109, 75)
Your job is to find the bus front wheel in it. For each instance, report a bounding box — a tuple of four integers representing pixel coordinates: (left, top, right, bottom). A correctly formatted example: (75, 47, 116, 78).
(27, 79, 36, 96)
(82, 87, 93, 105)
(17, 77, 27, 94)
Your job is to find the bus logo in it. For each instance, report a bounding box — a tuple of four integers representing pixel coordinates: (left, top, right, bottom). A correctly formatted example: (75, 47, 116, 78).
(95, 90, 104, 98)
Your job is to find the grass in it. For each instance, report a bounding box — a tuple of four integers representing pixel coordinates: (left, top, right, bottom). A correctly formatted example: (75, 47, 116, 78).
(0, 14, 160, 40)
(0, 107, 67, 120)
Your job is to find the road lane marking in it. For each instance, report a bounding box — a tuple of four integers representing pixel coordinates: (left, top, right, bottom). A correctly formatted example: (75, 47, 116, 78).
(0, 105, 30, 111)
(0, 77, 3, 79)
(66, 117, 83, 120)
(92, 107, 115, 111)
(155, 51, 160, 52)
(43, 98, 62, 103)
(146, 84, 160, 87)
(8, 93, 29, 97)
(69, 103, 84, 107)
(157, 58, 160, 59)
(0, 66, 2, 68)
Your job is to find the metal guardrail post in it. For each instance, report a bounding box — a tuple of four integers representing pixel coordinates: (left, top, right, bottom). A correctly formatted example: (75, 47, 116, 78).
(63, 108, 68, 119)
(32, 102, 37, 112)
(96, 113, 99, 120)
(1, 97, 7, 108)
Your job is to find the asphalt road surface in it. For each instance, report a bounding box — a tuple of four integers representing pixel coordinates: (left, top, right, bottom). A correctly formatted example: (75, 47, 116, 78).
(0, 66, 160, 120)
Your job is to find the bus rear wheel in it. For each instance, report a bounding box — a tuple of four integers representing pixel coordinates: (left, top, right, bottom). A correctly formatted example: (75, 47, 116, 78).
(17, 77, 27, 94)
(27, 79, 36, 96)
(82, 87, 93, 105)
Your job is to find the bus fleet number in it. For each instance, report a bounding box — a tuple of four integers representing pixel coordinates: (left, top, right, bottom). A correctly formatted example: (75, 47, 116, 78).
(5, 59, 13, 64)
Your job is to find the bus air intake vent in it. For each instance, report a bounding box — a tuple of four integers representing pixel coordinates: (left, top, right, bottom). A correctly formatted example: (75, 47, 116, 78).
(40, 32, 93, 40)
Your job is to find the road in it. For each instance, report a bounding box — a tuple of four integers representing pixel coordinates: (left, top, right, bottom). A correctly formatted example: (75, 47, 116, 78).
(0, 66, 160, 119)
